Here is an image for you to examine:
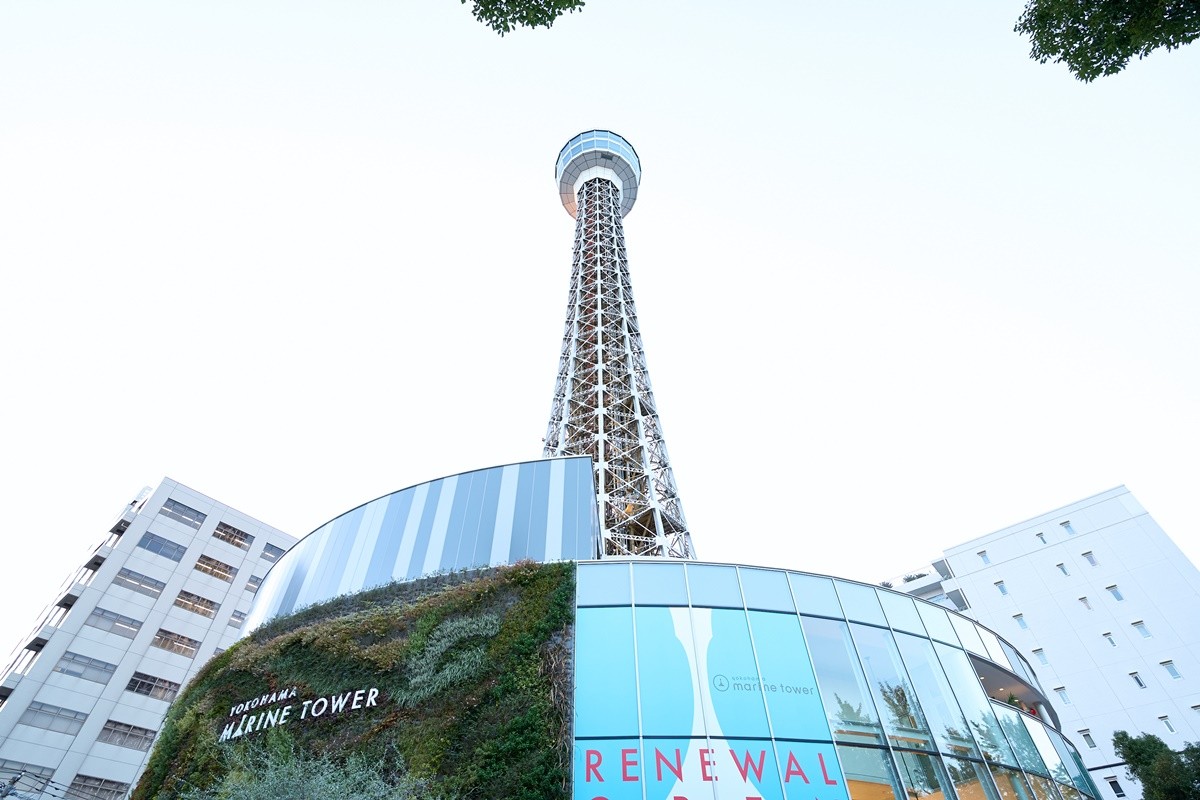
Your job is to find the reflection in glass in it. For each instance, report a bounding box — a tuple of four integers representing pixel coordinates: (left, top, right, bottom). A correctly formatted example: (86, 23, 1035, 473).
(835, 744, 903, 800)
(1026, 773, 1063, 800)
(1049, 731, 1100, 797)
(801, 616, 885, 746)
(945, 757, 1002, 800)
(894, 632, 979, 758)
(933, 643, 1016, 766)
(894, 750, 954, 800)
(851, 624, 935, 752)
(1020, 714, 1071, 785)
(992, 704, 1050, 777)
(950, 615, 988, 657)
(989, 765, 1037, 800)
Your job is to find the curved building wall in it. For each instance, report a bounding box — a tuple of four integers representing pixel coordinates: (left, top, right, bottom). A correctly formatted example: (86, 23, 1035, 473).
(573, 560, 1098, 800)
(245, 457, 598, 630)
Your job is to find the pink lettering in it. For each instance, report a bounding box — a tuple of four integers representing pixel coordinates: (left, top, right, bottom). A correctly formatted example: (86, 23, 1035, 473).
(655, 748, 684, 781)
(586, 750, 603, 782)
(784, 752, 809, 783)
(621, 749, 639, 781)
(819, 752, 839, 785)
(730, 750, 766, 782)
(700, 749, 716, 782)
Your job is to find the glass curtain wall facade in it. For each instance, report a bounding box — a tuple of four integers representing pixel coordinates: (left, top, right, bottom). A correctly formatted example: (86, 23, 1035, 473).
(573, 561, 1097, 800)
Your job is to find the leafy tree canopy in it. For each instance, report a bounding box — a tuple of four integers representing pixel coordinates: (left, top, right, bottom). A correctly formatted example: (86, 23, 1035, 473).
(1014, 0, 1200, 81)
(1112, 730, 1200, 800)
(462, 0, 585, 34)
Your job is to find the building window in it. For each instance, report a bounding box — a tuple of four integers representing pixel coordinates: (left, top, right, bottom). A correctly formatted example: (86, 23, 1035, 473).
(112, 567, 166, 598)
(151, 629, 201, 659)
(0, 760, 54, 795)
(1033, 648, 1048, 665)
(212, 521, 255, 549)
(1103, 632, 1117, 646)
(1014, 614, 1028, 629)
(159, 498, 206, 530)
(136, 531, 188, 562)
(1079, 596, 1092, 610)
(174, 590, 220, 619)
(1079, 729, 1097, 748)
(1107, 778, 1126, 798)
(1056, 562, 1070, 576)
(18, 701, 88, 735)
(1131, 672, 1147, 689)
(1036, 532, 1047, 544)
(1055, 687, 1071, 705)
(262, 542, 286, 563)
(228, 610, 247, 628)
(978, 550, 991, 565)
(68, 775, 129, 800)
(245, 575, 262, 593)
(194, 554, 238, 582)
(995, 581, 1008, 596)
(125, 672, 181, 702)
(53, 651, 117, 684)
(1083, 551, 1098, 566)
(1162, 661, 1182, 679)
(84, 607, 142, 638)
(1061, 520, 1076, 534)
(1133, 621, 1151, 638)
(97, 719, 157, 751)
(1107, 585, 1124, 601)
(1161, 716, 1176, 733)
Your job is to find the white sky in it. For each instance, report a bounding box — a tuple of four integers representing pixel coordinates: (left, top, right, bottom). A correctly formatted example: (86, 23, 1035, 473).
(1, 1, 1197, 659)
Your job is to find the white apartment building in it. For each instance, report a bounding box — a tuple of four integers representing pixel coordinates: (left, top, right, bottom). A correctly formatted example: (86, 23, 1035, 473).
(0, 479, 295, 799)
(891, 486, 1200, 800)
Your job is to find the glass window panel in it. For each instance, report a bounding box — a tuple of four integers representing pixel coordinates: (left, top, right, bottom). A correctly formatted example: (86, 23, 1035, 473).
(998, 642, 1027, 680)
(714, 738, 785, 800)
(636, 738, 711, 800)
(741, 568, 795, 612)
(800, 616, 885, 745)
(790, 574, 843, 618)
(633, 561, 687, 605)
(879, 591, 926, 635)
(1026, 774, 1063, 800)
(950, 615, 989, 657)
(992, 703, 1050, 776)
(1052, 734, 1100, 797)
(990, 765, 1038, 800)
(894, 632, 979, 759)
(946, 757, 1003, 800)
(575, 607, 638, 736)
(1058, 783, 1083, 800)
(748, 610, 831, 741)
(836, 581, 887, 626)
(933, 643, 1016, 766)
(634, 607, 696, 736)
(776, 741, 850, 800)
(705, 608, 769, 738)
(576, 562, 631, 606)
(850, 624, 935, 752)
(974, 627, 1010, 667)
(687, 563, 743, 607)
(835, 744, 903, 800)
(1020, 715, 1072, 785)
(917, 603, 960, 645)
(894, 750, 955, 800)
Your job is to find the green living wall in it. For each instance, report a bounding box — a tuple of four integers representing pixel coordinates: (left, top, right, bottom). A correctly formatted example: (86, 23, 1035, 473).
(132, 561, 575, 800)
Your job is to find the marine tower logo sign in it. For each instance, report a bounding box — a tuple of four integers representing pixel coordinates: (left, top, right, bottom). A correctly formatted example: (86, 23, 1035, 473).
(219, 685, 382, 742)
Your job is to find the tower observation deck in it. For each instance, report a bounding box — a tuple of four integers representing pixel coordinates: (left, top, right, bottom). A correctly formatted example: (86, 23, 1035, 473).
(544, 130, 695, 560)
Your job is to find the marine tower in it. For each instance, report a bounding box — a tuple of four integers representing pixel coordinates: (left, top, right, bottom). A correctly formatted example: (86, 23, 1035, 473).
(543, 130, 695, 560)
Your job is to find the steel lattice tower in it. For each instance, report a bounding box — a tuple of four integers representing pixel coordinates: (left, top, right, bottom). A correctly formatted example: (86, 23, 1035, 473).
(544, 130, 695, 560)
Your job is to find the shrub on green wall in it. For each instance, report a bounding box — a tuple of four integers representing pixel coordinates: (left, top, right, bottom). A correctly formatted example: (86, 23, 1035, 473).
(133, 561, 575, 800)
